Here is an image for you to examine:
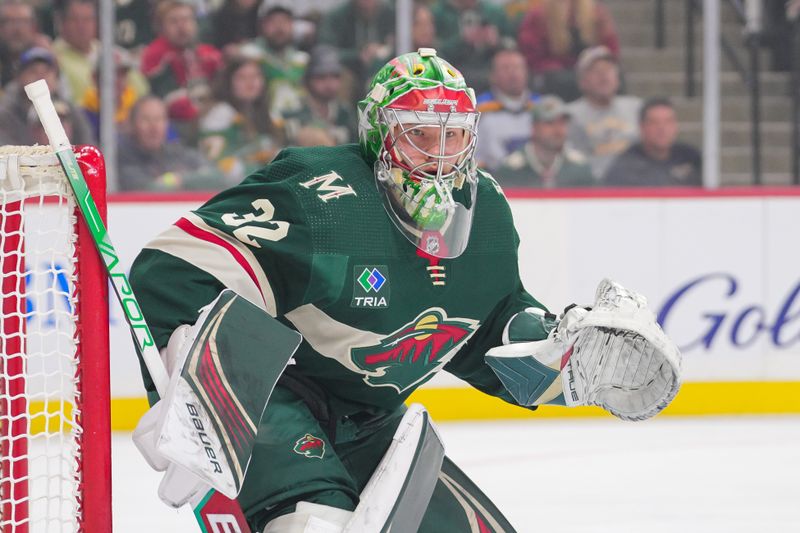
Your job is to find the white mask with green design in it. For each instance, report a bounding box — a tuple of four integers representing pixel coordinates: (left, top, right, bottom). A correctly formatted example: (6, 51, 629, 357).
(358, 49, 481, 259)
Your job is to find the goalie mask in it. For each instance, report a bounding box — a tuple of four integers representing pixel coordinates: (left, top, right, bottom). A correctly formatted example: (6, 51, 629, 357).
(358, 48, 480, 259)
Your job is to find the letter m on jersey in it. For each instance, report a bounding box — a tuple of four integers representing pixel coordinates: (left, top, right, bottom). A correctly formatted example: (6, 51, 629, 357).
(300, 171, 357, 202)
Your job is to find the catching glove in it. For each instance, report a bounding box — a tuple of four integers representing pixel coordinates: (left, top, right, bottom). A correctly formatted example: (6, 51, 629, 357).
(486, 279, 682, 421)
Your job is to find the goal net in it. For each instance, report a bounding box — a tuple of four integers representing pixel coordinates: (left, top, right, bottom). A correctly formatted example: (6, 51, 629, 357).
(0, 146, 110, 532)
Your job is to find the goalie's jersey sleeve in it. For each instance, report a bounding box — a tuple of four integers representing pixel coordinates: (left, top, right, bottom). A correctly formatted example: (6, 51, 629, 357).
(130, 144, 548, 411)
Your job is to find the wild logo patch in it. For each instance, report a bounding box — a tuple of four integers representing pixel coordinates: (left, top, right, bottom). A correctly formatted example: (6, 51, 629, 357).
(293, 433, 325, 459)
(352, 265, 390, 309)
(350, 308, 480, 392)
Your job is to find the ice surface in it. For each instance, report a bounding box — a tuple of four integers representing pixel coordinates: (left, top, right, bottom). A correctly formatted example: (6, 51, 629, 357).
(112, 416, 800, 532)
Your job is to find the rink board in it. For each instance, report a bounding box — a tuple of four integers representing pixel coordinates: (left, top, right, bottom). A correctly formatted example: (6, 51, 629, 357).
(106, 380, 800, 430)
(87, 189, 800, 428)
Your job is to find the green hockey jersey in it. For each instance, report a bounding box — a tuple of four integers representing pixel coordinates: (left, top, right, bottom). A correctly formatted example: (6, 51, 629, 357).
(130, 144, 547, 415)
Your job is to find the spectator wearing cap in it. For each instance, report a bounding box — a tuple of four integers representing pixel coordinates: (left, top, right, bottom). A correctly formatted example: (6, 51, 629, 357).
(0, 46, 93, 145)
(280, 45, 357, 145)
(0, 0, 52, 87)
(79, 48, 141, 141)
(430, 0, 512, 93)
(140, 0, 223, 141)
(567, 45, 640, 180)
(52, 0, 148, 105)
(118, 95, 220, 191)
(497, 94, 593, 188)
(475, 47, 538, 171)
(199, 55, 283, 184)
(518, 0, 619, 100)
(604, 98, 701, 187)
(318, 0, 394, 100)
(240, 1, 309, 117)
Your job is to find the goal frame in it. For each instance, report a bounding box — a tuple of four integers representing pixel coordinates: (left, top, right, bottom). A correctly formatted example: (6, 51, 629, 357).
(0, 146, 111, 532)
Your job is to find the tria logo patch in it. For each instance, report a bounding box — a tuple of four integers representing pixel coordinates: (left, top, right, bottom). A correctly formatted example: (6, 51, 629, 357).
(352, 266, 390, 308)
(350, 308, 480, 392)
(293, 433, 325, 459)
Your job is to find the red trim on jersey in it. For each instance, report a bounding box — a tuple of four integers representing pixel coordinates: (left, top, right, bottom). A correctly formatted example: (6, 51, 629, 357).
(174, 217, 266, 307)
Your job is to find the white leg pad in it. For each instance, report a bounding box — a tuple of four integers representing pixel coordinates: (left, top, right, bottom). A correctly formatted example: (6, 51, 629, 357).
(262, 502, 353, 533)
(343, 404, 444, 533)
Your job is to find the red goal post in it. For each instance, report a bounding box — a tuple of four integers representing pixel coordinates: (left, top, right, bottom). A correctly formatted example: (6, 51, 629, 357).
(0, 145, 111, 532)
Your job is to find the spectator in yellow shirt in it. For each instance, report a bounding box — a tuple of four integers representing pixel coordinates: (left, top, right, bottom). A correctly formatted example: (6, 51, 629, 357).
(79, 47, 141, 140)
(52, 0, 147, 104)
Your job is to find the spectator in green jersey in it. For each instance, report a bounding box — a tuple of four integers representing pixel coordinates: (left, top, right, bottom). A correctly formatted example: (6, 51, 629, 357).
(497, 94, 593, 188)
(240, 1, 309, 117)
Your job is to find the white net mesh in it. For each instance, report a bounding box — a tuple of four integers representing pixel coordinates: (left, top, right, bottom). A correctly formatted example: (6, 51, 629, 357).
(1, 146, 83, 532)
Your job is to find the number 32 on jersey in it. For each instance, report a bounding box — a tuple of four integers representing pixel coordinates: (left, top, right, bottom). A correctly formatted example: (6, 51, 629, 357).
(221, 198, 289, 248)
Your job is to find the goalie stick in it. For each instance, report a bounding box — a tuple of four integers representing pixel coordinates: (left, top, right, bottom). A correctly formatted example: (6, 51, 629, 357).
(24, 79, 254, 533)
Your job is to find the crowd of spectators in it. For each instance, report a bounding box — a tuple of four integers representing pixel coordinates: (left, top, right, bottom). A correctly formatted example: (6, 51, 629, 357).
(0, 0, 706, 191)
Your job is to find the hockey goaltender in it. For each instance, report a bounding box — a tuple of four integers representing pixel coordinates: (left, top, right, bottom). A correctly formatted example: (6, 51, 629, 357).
(128, 48, 681, 533)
